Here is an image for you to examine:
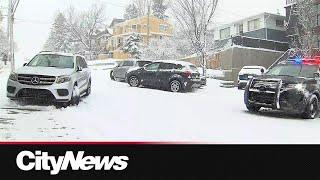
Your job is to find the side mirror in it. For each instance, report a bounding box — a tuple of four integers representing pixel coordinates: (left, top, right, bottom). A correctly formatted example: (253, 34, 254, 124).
(261, 69, 265, 74)
(77, 66, 83, 72)
(314, 72, 320, 78)
(23, 63, 27, 66)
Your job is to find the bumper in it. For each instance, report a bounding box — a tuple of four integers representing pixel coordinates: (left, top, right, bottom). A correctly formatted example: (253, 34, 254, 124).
(7, 79, 73, 102)
(245, 88, 308, 114)
(184, 79, 202, 89)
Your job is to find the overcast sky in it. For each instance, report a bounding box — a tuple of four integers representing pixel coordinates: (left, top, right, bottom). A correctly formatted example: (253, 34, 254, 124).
(0, 0, 286, 66)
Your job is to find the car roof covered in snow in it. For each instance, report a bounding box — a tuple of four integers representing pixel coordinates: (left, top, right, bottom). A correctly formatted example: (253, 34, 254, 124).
(242, 66, 266, 69)
(154, 60, 196, 66)
(38, 51, 75, 57)
(125, 59, 153, 62)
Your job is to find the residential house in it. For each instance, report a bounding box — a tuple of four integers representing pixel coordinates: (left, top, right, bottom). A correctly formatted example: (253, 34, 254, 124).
(107, 15, 173, 60)
(214, 12, 288, 44)
(205, 13, 289, 85)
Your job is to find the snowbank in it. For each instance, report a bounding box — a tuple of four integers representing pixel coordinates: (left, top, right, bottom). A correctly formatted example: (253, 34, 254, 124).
(198, 68, 225, 79)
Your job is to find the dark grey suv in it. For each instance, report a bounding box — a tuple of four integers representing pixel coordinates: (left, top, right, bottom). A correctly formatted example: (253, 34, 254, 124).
(125, 60, 202, 92)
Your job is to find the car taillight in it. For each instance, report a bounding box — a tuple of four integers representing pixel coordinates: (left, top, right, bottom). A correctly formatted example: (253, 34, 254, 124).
(183, 71, 192, 78)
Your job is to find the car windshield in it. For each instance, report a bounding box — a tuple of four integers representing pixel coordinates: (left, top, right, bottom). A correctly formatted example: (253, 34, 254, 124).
(266, 64, 319, 78)
(27, 54, 74, 69)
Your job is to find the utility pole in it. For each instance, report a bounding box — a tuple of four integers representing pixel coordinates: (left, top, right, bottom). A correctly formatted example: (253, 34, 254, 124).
(7, 0, 20, 71)
(147, 0, 151, 45)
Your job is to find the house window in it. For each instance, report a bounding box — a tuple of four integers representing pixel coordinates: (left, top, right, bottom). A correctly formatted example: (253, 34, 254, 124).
(239, 24, 244, 35)
(132, 25, 137, 31)
(220, 27, 231, 39)
(276, 20, 284, 27)
(159, 24, 168, 32)
(248, 18, 261, 31)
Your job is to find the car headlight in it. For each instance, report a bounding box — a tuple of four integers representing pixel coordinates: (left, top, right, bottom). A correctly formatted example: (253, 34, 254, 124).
(56, 76, 71, 84)
(286, 83, 306, 91)
(9, 72, 18, 81)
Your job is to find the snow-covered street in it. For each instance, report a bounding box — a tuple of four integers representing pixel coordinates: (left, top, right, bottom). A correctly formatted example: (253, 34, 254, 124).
(1, 68, 320, 143)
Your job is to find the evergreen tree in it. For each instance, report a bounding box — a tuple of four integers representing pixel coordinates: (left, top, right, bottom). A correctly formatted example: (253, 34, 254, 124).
(44, 12, 72, 52)
(122, 33, 142, 59)
(152, 0, 168, 19)
(124, 4, 139, 20)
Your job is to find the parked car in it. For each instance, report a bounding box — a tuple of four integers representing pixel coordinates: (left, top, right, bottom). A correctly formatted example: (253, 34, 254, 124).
(125, 60, 202, 92)
(238, 66, 266, 90)
(88, 60, 118, 71)
(7, 51, 91, 107)
(110, 60, 152, 81)
(244, 58, 320, 119)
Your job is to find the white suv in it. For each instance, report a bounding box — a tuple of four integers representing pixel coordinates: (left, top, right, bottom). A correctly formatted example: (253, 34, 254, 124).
(7, 52, 91, 106)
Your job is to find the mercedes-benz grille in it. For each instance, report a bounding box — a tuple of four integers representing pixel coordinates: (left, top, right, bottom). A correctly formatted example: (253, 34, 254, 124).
(17, 74, 56, 86)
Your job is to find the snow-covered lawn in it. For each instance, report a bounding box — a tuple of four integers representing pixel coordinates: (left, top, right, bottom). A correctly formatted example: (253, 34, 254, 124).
(1, 68, 320, 143)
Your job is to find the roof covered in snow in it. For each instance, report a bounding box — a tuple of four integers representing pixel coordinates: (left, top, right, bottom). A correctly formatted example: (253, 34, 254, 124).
(154, 60, 196, 66)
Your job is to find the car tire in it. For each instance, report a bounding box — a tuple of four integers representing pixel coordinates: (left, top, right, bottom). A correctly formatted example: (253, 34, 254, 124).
(246, 104, 261, 112)
(170, 80, 182, 92)
(302, 95, 319, 119)
(110, 71, 115, 81)
(128, 76, 140, 87)
(70, 84, 80, 106)
(84, 80, 91, 97)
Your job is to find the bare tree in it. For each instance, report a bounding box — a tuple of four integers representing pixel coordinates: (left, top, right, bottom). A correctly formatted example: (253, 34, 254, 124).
(171, 0, 219, 75)
(64, 3, 106, 60)
(133, 0, 149, 16)
(290, 0, 317, 56)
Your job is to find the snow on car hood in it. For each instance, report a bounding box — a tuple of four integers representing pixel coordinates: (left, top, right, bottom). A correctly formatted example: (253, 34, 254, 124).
(15, 66, 75, 76)
(256, 75, 306, 84)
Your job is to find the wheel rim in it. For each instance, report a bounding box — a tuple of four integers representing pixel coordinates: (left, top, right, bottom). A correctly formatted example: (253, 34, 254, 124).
(310, 100, 318, 118)
(130, 77, 139, 87)
(171, 81, 181, 92)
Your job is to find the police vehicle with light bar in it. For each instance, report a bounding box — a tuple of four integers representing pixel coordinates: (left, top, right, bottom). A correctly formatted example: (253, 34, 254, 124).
(244, 55, 320, 119)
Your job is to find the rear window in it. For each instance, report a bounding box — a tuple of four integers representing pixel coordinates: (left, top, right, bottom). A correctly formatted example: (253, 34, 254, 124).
(137, 61, 152, 67)
(189, 65, 198, 71)
(159, 63, 177, 70)
(122, 61, 135, 67)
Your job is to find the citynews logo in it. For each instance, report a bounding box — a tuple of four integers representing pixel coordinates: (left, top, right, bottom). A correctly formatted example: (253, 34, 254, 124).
(16, 151, 129, 175)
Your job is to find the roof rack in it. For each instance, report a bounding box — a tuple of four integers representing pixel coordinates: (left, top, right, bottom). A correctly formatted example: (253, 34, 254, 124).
(39, 50, 53, 53)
